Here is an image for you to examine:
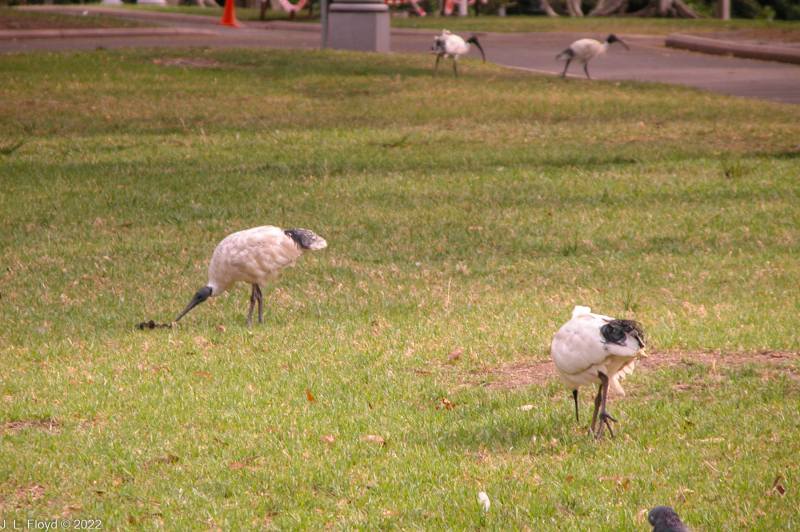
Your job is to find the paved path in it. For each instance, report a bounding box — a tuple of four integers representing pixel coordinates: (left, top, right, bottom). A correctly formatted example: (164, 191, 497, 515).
(2, 8, 799, 105)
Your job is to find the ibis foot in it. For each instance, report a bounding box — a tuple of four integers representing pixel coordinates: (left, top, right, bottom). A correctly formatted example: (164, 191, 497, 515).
(595, 412, 618, 439)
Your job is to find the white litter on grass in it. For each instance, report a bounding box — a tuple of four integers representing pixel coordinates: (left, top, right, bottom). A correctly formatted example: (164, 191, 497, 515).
(519, 404, 534, 411)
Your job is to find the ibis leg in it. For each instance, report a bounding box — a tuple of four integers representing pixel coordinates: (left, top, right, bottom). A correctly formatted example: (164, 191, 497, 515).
(561, 59, 571, 77)
(255, 284, 263, 324)
(573, 389, 580, 423)
(434, 55, 441, 76)
(247, 284, 260, 326)
(453, 59, 458, 77)
(595, 373, 618, 439)
(590, 383, 602, 433)
(584, 63, 591, 79)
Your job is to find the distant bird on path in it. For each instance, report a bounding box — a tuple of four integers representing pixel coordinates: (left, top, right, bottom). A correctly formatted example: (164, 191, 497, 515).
(556, 34, 629, 79)
(550, 306, 646, 438)
(648, 505, 692, 532)
(431, 30, 485, 77)
(175, 226, 327, 326)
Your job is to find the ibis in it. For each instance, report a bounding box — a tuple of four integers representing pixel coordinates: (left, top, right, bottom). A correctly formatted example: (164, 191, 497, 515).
(556, 34, 629, 79)
(649, 506, 692, 532)
(431, 30, 485, 77)
(550, 306, 646, 438)
(175, 226, 327, 326)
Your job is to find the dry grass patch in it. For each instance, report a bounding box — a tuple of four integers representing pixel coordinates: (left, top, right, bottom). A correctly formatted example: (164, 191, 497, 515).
(3, 418, 61, 433)
(152, 57, 225, 68)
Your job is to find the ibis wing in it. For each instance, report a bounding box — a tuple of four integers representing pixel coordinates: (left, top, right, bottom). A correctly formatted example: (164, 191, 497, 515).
(208, 226, 302, 289)
(551, 314, 614, 375)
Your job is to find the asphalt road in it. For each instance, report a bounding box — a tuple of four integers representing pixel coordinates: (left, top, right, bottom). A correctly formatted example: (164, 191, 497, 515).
(2, 11, 799, 105)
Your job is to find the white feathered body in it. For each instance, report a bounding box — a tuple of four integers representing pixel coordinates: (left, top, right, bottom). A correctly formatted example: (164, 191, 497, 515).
(433, 30, 471, 60)
(551, 306, 645, 396)
(557, 38, 607, 64)
(206, 226, 326, 296)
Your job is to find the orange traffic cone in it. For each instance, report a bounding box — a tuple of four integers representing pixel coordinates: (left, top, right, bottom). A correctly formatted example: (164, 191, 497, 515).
(217, 0, 242, 28)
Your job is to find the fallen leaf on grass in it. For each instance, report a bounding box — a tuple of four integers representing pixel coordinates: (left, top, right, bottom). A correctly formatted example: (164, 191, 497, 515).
(138, 364, 169, 373)
(519, 404, 534, 411)
(599, 476, 630, 490)
(770, 475, 786, 496)
(128, 513, 162, 525)
(359, 434, 386, 445)
(149, 454, 179, 465)
(229, 455, 259, 469)
(382, 510, 399, 518)
(195, 371, 212, 379)
(306, 388, 317, 403)
(215, 325, 226, 333)
(436, 397, 457, 410)
(564, 476, 574, 483)
(555, 504, 575, 516)
(319, 434, 335, 446)
(448, 347, 463, 361)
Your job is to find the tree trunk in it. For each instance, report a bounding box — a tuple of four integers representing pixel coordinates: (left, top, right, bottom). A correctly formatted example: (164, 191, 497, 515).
(630, 0, 700, 17)
(590, 0, 699, 17)
(588, 0, 627, 16)
(566, 0, 583, 16)
(539, 0, 559, 17)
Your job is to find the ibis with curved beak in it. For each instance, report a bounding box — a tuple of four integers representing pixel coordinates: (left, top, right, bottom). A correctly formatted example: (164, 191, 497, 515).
(431, 30, 485, 77)
(175, 226, 327, 326)
(550, 306, 646, 439)
(556, 34, 629, 79)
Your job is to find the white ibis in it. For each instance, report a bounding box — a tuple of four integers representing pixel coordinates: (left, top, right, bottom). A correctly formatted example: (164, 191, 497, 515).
(649, 506, 692, 532)
(556, 34, 629, 79)
(175, 226, 327, 326)
(431, 30, 485, 77)
(550, 306, 646, 438)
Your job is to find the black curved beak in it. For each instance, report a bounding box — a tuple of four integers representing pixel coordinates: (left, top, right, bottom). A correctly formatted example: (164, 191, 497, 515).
(467, 36, 486, 63)
(175, 286, 212, 322)
(617, 39, 630, 51)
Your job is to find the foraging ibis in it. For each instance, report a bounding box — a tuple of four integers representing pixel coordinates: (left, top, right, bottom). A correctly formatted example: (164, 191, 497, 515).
(649, 506, 692, 532)
(175, 226, 327, 326)
(431, 30, 485, 77)
(556, 34, 629, 79)
(550, 306, 646, 438)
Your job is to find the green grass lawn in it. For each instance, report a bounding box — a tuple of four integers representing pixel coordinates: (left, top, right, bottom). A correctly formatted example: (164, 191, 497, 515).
(0, 9, 154, 30)
(1, 47, 798, 530)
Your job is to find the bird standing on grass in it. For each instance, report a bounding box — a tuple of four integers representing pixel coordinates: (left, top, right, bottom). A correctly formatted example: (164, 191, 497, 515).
(431, 30, 486, 77)
(550, 306, 646, 438)
(175, 226, 327, 326)
(556, 34, 629, 79)
(648, 506, 692, 532)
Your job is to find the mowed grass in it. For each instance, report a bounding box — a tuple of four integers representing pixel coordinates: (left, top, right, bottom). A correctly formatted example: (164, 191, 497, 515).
(0, 48, 799, 530)
(0, 9, 155, 30)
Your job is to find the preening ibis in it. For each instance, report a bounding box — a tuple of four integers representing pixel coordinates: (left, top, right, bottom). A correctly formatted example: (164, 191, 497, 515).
(649, 506, 692, 532)
(556, 34, 629, 79)
(550, 306, 646, 438)
(431, 30, 485, 77)
(175, 226, 327, 326)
